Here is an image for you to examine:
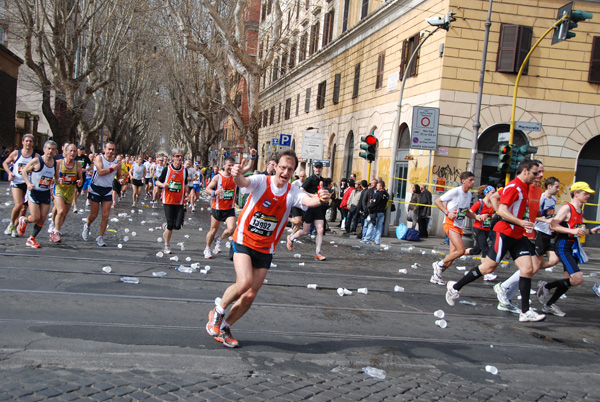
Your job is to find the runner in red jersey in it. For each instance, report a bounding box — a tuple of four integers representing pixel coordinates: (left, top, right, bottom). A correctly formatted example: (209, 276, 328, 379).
(445, 159, 547, 322)
(205, 149, 330, 348)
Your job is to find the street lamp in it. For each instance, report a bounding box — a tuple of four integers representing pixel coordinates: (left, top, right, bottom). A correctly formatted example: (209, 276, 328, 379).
(385, 11, 455, 234)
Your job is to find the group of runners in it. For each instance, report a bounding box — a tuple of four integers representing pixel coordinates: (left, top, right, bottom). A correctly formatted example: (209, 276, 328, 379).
(3, 138, 598, 346)
(433, 158, 598, 322)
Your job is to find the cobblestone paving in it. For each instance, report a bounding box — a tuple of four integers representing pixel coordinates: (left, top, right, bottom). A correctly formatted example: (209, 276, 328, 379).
(0, 365, 595, 401)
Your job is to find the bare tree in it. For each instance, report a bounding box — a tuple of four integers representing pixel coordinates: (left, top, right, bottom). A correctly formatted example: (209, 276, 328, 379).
(13, 0, 140, 145)
(166, 0, 282, 150)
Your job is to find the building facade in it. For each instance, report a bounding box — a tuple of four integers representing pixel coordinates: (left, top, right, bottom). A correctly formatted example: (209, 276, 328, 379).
(0, 43, 23, 150)
(257, 0, 600, 235)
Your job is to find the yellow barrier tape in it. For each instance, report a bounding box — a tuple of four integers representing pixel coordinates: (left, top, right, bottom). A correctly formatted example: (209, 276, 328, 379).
(391, 177, 478, 192)
(107, 229, 117, 233)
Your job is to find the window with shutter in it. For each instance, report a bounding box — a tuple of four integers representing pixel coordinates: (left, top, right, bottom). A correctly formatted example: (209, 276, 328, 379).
(272, 57, 279, 81)
(333, 73, 341, 104)
(305, 88, 311, 113)
(270, 106, 275, 125)
(289, 42, 297, 69)
(399, 34, 419, 79)
(342, 0, 350, 32)
(352, 63, 360, 98)
(376, 52, 385, 89)
(299, 33, 308, 62)
(317, 81, 326, 109)
(322, 10, 334, 47)
(497, 24, 532, 74)
(278, 103, 281, 123)
(361, 0, 369, 19)
(296, 94, 300, 116)
(285, 98, 292, 120)
(589, 36, 600, 83)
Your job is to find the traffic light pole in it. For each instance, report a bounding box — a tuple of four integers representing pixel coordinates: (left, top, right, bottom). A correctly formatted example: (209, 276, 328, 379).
(506, 14, 568, 185)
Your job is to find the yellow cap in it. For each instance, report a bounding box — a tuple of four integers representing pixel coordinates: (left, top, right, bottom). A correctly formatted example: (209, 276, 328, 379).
(571, 181, 595, 194)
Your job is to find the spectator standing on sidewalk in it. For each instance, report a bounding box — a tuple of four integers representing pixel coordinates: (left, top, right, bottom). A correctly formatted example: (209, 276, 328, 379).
(407, 184, 420, 229)
(417, 184, 432, 239)
(362, 181, 389, 245)
(345, 180, 364, 234)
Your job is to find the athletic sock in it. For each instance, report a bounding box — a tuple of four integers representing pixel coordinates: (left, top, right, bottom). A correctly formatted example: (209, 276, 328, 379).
(32, 224, 43, 238)
(220, 320, 230, 329)
(454, 267, 483, 291)
(215, 304, 225, 314)
(519, 277, 532, 313)
(547, 279, 571, 306)
(503, 270, 521, 301)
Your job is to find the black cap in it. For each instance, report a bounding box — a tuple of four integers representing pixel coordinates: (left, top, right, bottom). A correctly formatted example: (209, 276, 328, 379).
(348, 179, 355, 187)
(77, 145, 85, 150)
(361, 180, 368, 187)
(314, 162, 323, 168)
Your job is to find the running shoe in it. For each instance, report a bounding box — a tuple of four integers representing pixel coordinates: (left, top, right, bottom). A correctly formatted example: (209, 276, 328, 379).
(445, 281, 459, 306)
(542, 303, 566, 317)
(96, 236, 106, 247)
(537, 280, 551, 305)
(204, 247, 213, 259)
(494, 283, 511, 306)
(214, 326, 239, 348)
(163, 244, 172, 254)
(315, 253, 327, 261)
(497, 301, 520, 314)
(26, 237, 40, 248)
(206, 307, 225, 336)
(483, 273, 497, 281)
(161, 222, 167, 231)
(519, 308, 545, 322)
(17, 216, 28, 236)
(430, 274, 446, 286)
(4, 223, 13, 235)
(10, 227, 17, 238)
(432, 261, 444, 278)
(82, 223, 90, 241)
(50, 231, 61, 243)
(111, 202, 116, 208)
(73, 207, 78, 214)
(213, 236, 222, 254)
(286, 234, 294, 251)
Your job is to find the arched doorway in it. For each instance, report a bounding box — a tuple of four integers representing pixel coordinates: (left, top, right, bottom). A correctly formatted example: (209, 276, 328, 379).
(343, 131, 354, 179)
(392, 123, 411, 225)
(576, 135, 600, 246)
(477, 124, 529, 187)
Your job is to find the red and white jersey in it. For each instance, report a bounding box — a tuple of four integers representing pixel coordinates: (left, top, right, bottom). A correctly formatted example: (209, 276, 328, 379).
(212, 173, 236, 210)
(494, 177, 529, 239)
(233, 175, 306, 254)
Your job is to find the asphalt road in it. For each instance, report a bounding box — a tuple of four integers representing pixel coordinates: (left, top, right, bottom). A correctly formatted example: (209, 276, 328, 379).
(0, 181, 599, 401)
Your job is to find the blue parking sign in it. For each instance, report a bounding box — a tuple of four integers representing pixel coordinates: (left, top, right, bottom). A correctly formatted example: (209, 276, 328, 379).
(279, 134, 292, 147)
(272, 138, 279, 146)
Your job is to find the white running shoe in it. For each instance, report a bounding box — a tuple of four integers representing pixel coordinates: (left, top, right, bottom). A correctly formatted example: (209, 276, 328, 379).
(48, 220, 55, 233)
(432, 261, 444, 278)
(519, 308, 545, 322)
(537, 280, 551, 305)
(4, 223, 12, 235)
(82, 223, 90, 241)
(213, 237, 222, 254)
(542, 303, 565, 317)
(430, 274, 446, 286)
(163, 244, 172, 254)
(494, 283, 511, 306)
(204, 247, 213, 259)
(483, 273, 497, 281)
(497, 301, 520, 314)
(96, 236, 106, 247)
(445, 281, 459, 306)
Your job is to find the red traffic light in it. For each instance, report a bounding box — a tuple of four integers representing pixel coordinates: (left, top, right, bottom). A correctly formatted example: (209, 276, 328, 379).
(500, 145, 510, 153)
(365, 134, 377, 146)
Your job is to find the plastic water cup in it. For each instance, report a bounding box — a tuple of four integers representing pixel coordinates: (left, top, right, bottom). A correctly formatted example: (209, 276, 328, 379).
(398, 269, 408, 274)
(394, 285, 404, 292)
(294, 254, 301, 259)
(117, 244, 123, 249)
(204, 266, 211, 271)
(434, 310, 445, 319)
(152, 271, 167, 277)
(307, 284, 317, 289)
(124, 228, 130, 233)
(102, 266, 112, 273)
(186, 257, 192, 262)
(156, 251, 164, 258)
(485, 365, 499, 375)
(343, 288, 352, 295)
(157, 237, 163, 242)
(131, 232, 136, 236)
(435, 319, 448, 329)
(337, 287, 345, 297)
(299, 262, 305, 266)
(358, 288, 368, 295)
(170, 256, 179, 261)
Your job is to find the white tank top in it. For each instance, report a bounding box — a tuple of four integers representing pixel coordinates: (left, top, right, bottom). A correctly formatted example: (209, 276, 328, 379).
(91, 155, 117, 188)
(30, 156, 56, 191)
(131, 163, 145, 180)
(11, 150, 35, 185)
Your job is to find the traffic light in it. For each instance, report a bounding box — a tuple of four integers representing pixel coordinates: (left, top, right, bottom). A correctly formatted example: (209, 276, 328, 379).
(498, 144, 512, 173)
(511, 145, 539, 171)
(359, 134, 377, 162)
(553, 2, 593, 44)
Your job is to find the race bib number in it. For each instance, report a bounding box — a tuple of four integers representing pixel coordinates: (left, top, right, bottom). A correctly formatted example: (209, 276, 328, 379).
(455, 208, 467, 221)
(248, 212, 278, 237)
(39, 176, 53, 189)
(193, 180, 200, 185)
(482, 217, 492, 228)
(62, 174, 77, 184)
(17, 163, 26, 173)
(222, 188, 235, 200)
(168, 180, 182, 192)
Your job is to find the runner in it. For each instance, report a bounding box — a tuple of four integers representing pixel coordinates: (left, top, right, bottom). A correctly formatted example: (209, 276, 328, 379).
(204, 156, 237, 259)
(49, 144, 83, 242)
(431, 172, 482, 285)
(465, 185, 497, 281)
(184, 160, 197, 211)
(205, 149, 330, 347)
(189, 162, 202, 212)
(143, 156, 155, 199)
(286, 162, 329, 261)
(445, 159, 546, 322)
(16, 140, 58, 248)
(151, 156, 166, 208)
(155, 149, 188, 254)
(73, 145, 92, 214)
(129, 155, 146, 207)
(537, 182, 599, 317)
(2, 134, 38, 237)
(82, 141, 123, 247)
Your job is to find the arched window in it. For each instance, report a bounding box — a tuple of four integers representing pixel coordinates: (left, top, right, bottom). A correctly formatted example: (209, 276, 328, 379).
(478, 124, 528, 186)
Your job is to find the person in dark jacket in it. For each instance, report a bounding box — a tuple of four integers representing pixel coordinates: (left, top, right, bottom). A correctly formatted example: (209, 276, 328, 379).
(407, 183, 421, 229)
(361, 181, 389, 245)
(417, 184, 432, 238)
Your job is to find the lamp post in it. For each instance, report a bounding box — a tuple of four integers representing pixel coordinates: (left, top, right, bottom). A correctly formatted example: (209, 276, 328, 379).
(385, 12, 455, 235)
